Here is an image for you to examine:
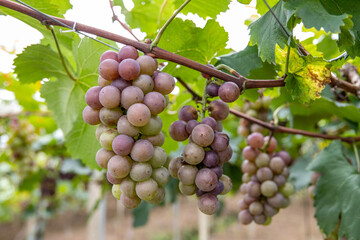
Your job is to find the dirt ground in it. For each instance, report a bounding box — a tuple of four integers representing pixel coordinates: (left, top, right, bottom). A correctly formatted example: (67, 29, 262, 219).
(1, 192, 324, 240)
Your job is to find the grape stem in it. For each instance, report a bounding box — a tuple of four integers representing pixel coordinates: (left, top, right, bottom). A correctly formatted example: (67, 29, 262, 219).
(150, 0, 191, 51)
(215, 64, 242, 79)
(1, 0, 359, 95)
(176, 78, 360, 143)
(353, 143, 360, 172)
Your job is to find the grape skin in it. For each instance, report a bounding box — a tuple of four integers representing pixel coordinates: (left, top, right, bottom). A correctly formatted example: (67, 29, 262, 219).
(130, 139, 154, 162)
(118, 58, 140, 81)
(85, 86, 102, 110)
(191, 124, 214, 147)
(120, 177, 137, 198)
(137, 55, 157, 75)
(183, 142, 205, 165)
(107, 155, 132, 179)
(130, 162, 152, 182)
(118, 45, 139, 61)
(112, 134, 134, 156)
(127, 103, 151, 127)
(117, 115, 140, 137)
(178, 165, 198, 185)
(152, 167, 170, 187)
(178, 105, 198, 122)
(96, 148, 115, 169)
(121, 86, 144, 109)
(133, 74, 154, 94)
(83, 106, 100, 125)
(198, 193, 220, 215)
(218, 82, 240, 103)
(99, 59, 120, 80)
(100, 50, 119, 62)
(169, 120, 189, 142)
(140, 132, 165, 146)
(168, 156, 184, 179)
(208, 100, 229, 121)
(195, 168, 218, 192)
(247, 132, 265, 149)
(179, 182, 196, 195)
(143, 91, 167, 115)
(135, 178, 158, 201)
(120, 194, 141, 209)
(99, 107, 123, 127)
(153, 72, 175, 95)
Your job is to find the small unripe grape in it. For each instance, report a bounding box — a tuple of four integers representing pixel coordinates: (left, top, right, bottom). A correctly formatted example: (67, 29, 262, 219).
(195, 168, 218, 192)
(153, 72, 175, 94)
(141, 132, 165, 146)
(118, 45, 139, 61)
(143, 91, 167, 115)
(218, 82, 240, 103)
(179, 182, 196, 195)
(118, 59, 140, 81)
(99, 59, 120, 80)
(263, 136, 277, 153)
(168, 156, 184, 179)
(211, 132, 229, 152)
(130, 162, 152, 182)
(267, 193, 285, 208)
(98, 76, 111, 87)
(96, 124, 109, 141)
(85, 86, 102, 109)
(112, 184, 121, 200)
(120, 177, 136, 198)
(238, 210, 253, 225)
(255, 153, 270, 168)
(100, 50, 119, 62)
(137, 55, 157, 75)
(217, 146, 233, 163)
(100, 129, 118, 150)
(280, 182, 294, 197)
(99, 107, 123, 127)
(120, 194, 141, 209)
(111, 77, 131, 91)
(186, 120, 200, 134)
(203, 151, 219, 168)
(127, 103, 151, 127)
(99, 86, 121, 108)
(198, 193, 219, 215)
(106, 171, 122, 185)
(242, 146, 257, 161)
(178, 105, 198, 122)
(247, 132, 265, 149)
(241, 160, 257, 175)
(246, 181, 261, 198)
(206, 83, 220, 97)
(249, 201, 263, 216)
(256, 167, 273, 182)
(117, 115, 140, 137)
(141, 116, 162, 136)
(131, 139, 154, 162)
(83, 106, 100, 125)
(108, 155, 132, 179)
(260, 180, 278, 197)
(178, 165, 198, 185)
(269, 157, 285, 174)
(183, 143, 205, 165)
(152, 167, 170, 187)
(191, 124, 214, 147)
(136, 178, 158, 201)
(208, 100, 229, 121)
(148, 147, 167, 168)
(121, 86, 144, 109)
(169, 120, 189, 141)
(96, 148, 115, 169)
(133, 74, 154, 94)
(147, 187, 165, 204)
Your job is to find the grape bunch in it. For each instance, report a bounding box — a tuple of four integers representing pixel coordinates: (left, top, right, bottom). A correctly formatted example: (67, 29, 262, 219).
(238, 132, 294, 225)
(168, 104, 233, 215)
(236, 96, 271, 137)
(83, 46, 175, 209)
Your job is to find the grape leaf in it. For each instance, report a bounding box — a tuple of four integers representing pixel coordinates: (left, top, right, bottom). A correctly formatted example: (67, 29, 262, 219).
(16, 0, 71, 17)
(238, 0, 251, 4)
(338, 17, 355, 51)
(174, 0, 230, 19)
(132, 201, 151, 227)
(284, 0, 347, 33)
(14, 44, 70, 84)
(256, 0, 279, 15)
(308, 140, 360, 239)
(249, 0, 294, 63)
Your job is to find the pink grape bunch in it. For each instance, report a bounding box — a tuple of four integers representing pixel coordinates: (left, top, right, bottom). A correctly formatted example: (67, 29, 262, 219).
(82, 46, 175, 209)
(238, 132, 294, 225)
(168, 104, 233, 215)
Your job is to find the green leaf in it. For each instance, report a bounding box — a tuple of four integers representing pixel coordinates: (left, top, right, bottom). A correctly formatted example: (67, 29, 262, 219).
(238, 0, 251, 4)
(338, 17, 355, 51)
(284, 0, 347, 33)
(16, 0, 72, 17)
(256, 0, 279, 15)
(132, 201, 151, 227)
(308, 141, 360, 239)
(249, 0, 294, 63)
(14, 44, 69, 84)
(65, 116, 101, 169)
(174, 0, 230, 19)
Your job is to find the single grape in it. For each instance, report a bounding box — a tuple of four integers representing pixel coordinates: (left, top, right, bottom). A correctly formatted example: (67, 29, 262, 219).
(256, 167, 274, 182)
(198, 193, 219, 215)
(137, 55, 157, 75)
(152, 167, 170, 187)
(238, 210, 253, 225)
(280, 182, 294, 198)
(206, 83, 220, 97)
(121, 86, 144, 109)
(254, 215, 267, 225)
(130, 139, 154, 162)
(273, 175, 286, 188)
(255, 153, 270, 168)
(168, 156, 184, 179)
(267, 193, 285, 208)
(99, 107, 123, 127)
(242, 173, 251, 183)
(112, 134, 134, 156)
(153, 72, 175, 95)
(178, 105, 198, 122)
(218, 82, 240, 103)
(118, 58, 140, 81)
(220, 175, 232, 195)
(269, 157, 285, 174)
(203, 151, 219, 168)
(127, 103, 151, 127)
(112, 184, 121, 200)
(247, 132, 265, 149)
(282, 167, 290, 179)
(263, 136, 277, 153)
(246, 181, 261, 198)
(208, 100, 229, 121)
(83, 106, 101, 125)
(249, 201, 263, 216)
(107, 155, 132, 179)
(85, 86, 102, 109)
(179, 182, 196, 195)
(241, 160, 257, 175)
(210, 165, 223, 179)
(120, 194, 141, 209)
(111, 77, 131, 91)
(186, 120, 200, 134)
(117, 115, 140, 137)
(148, 146, 167, 168)
(260, 180, 278, 197)
(141, 132, 165, 146)
(99, 128, 118, 150)
(243, 193, 256, 205)
(140, 116, 163, 136)
(183, 142, 205, 165)
(130, 162, 152, 182)
(120, 177, 137, 198)
(98, 76, 111, 87)
(263, 202, 278, 217)
(99, 59, 120, 80)
(169, 120, 189, 142)
(217, 145, 233, 163)
(106, 171, 122, 185)
(242, 146, 257, 161)
(275, 150, 292, 166)
(100, 50, 119, 62)
(136, 178, 158, 201)
(240, 183, 247, 194)
(210, 132, 229, 152)
(96, 148, 115, 169)
(209, 181, 224, 196)
(178, 165, 198, 185)
(143, 91, 167, 115)
(237, 125, 249, 137)
(195, 168, 218, 192)
(133, 74, 154, 94)
(191, 124, 214, 147)
(238, 199, 248, 211)
(147, 187, 165, 204)
(118, 45, 139, 61)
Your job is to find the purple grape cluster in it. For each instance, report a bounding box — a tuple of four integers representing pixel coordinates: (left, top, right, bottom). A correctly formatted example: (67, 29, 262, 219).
(168, 105, 233, 215)
(238, 132, 294, 225)
(83, 46, 175, 209)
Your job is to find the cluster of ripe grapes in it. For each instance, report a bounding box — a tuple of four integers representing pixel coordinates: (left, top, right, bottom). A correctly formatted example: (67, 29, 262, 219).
(83, 45, 175, 208)
(308, 172, 321, 199)
(168, 105, 233, 215)
(237, 96, 272, 137)
(238, 132, 294, 225)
